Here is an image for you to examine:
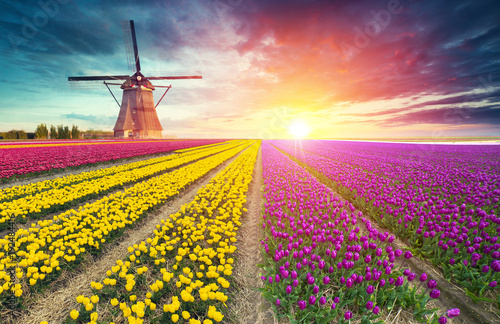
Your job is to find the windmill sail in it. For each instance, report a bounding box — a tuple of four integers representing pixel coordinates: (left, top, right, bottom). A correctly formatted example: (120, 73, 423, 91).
(67, 20, 202, 139)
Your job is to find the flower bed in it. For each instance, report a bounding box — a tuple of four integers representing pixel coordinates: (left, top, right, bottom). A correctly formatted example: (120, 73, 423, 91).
(270, 140, 500, 307)
(0, 141, 252, 308)
(59, 141, 259, 324)
(259, 142, 458, 324)
(0, 141, 245, 228)
(0, 139, 226, 180)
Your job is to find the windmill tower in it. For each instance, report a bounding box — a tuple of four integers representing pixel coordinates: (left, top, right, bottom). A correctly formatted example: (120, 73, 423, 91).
(68, 20, 202, 139)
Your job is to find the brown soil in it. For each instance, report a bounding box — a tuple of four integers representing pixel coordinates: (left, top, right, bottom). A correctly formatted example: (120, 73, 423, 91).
(2, 148, 246, 324)
(227, 145, 277, 324)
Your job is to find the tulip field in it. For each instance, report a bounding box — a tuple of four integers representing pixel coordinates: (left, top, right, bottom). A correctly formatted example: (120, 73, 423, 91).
(0, 139, 225, 180)
(0, 138, 499, 323)
(268, 140, 500, 300)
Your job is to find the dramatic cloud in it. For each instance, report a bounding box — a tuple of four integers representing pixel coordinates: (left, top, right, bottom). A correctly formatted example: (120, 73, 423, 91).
(0, 0, 499, 137)
(378, 105, 500, 126)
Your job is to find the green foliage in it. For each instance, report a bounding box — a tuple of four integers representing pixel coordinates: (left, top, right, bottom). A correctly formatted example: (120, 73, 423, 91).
(0, 130, 28, 139)
(50, 124, 57, 139)
(56, 124, 71, 139)
(71, 125, 80, 139)
(34, 123, 49, 139)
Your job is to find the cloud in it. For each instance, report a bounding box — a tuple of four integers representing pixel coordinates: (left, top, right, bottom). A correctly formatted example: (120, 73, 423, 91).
(1, 0, 499, 137)
(377, 105, 500, 126)
(63, 113, 116, 125)
(229, 0, 500, 103)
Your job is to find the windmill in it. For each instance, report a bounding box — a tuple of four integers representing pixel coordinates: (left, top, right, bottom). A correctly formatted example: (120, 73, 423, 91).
(68, 20, 202, 139)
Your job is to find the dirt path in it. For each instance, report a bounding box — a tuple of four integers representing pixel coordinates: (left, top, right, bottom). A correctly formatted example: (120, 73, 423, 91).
(7, 147, 247, 324)
(227, 145, 278, 324)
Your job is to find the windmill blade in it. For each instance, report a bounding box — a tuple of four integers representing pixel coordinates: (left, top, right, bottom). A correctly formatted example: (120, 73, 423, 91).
(122, 20, 135, 72)
(122, 20, 141, 72)
(68, 76, 128, 89)
(148, 70, 202, 79)
(68, 80, 124, 89)
(148, 75, 202, 80)
(68, 75, 130, 81)
(68, 80, 105, 89)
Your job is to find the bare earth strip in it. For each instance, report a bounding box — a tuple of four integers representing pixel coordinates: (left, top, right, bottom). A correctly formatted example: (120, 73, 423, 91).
(227, 145, 279, 324)
(9, 146, 247, 324)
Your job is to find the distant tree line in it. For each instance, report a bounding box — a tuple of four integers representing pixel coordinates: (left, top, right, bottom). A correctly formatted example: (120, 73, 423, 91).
(0, 130, 28, 139)
(0, 124, 82, 140)
(34, 124, 81, 139)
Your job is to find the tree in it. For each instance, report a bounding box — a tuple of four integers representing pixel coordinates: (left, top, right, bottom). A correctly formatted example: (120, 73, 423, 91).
(71, 125, 80, 139)
(34, 123, 49, 139)
(63, 125, 70, 139)
(56, 125, 71, 139)
(57, 125, 64, 139)
(0, 130, 27, 139)
(50, 125, 57, 139)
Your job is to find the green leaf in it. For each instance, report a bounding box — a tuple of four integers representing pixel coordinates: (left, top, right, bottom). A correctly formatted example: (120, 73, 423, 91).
(414, 302, 421, 314)
(464, 288, 479, 303)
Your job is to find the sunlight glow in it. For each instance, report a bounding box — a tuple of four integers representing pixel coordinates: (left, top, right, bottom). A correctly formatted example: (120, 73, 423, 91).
(288, 119, 310, 139)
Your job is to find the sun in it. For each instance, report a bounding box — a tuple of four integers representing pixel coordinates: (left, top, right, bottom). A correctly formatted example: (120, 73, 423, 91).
(288, 119, 310, 139)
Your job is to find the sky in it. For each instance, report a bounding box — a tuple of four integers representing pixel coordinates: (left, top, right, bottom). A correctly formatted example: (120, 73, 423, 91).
(0, 0, 499, 139)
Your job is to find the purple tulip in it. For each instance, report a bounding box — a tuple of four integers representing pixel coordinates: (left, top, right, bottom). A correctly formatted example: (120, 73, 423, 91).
(419, 273, 428, 282)
(427, 279, 437, 289)
(319, 296, 326, 305)
(286, 285, 292, 294)
(313, 285, 319, 294)
(323, 276, 330, 285)
(373, 306, 380, 314)
(334, 296, 340, 303)
(430, 289, 441, 299)
(276, 299, 281, 306)
(298, 300, 307, 310)
(344, 311, 352, 320)
(366, 301, 374, 310)
(438, 316, 447, 324)
(489, 281, 497, 287)
(308, 295, 316, 305)
(447, 308, 460, 318)
(366, 285, 375, 294)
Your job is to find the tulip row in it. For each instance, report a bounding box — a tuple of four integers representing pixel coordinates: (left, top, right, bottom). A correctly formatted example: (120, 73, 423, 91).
(0, 141, 246, 228)
(0, 141, 254, 307)
(259, 142, 454, 324)
(60, 141, 259, 324)
(0, 140, 238, 204)
(174, 140, 239, 153)
(0, 139, 225, 180)
(270, 140, 500, 303)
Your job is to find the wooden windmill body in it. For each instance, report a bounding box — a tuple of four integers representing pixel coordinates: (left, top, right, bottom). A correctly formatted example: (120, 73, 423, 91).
(68, 21, 201, 139)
